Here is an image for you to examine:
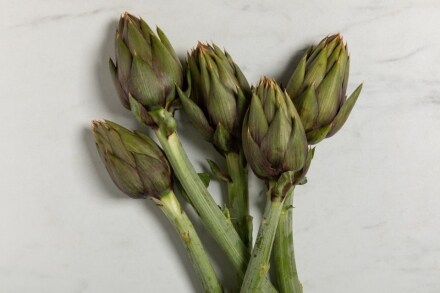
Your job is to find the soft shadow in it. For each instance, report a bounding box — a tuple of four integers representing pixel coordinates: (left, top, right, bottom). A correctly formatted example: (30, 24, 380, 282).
(95, 19, 132, 119)
(274, 48, 308, 88)
(255, 185, 268, 217)
(82, 127, 126, 199)
(175, 111, 224, 167)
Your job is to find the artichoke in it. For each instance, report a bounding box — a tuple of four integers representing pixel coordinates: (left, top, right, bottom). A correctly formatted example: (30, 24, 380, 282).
(286, 34, 362, 144)
(178, 43, 251, 153)
(109, 12, 183, 126)
(93, 120, 172, 198)
(242, 77, 308, 182)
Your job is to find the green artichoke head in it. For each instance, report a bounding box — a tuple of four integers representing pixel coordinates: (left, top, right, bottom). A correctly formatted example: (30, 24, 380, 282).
(242, 77, 309, 183)
(178, 43, 251, 153)
(109, 12, 183, 126)
(286, 34, 362, 144)
(93, 120, 172, 199)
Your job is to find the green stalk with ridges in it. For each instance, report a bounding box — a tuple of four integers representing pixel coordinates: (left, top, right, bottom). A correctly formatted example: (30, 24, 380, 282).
(154, 127, 277, 293)
(273, 189, 303, 293)
(225, 151, 252, 250)
(240, 197, 284, 293)
(158, 191, 223, 293)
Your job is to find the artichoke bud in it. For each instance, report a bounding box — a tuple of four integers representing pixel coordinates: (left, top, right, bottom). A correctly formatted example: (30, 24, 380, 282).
(181, 42, 251, 153)
(92, 120, 173, 199)
(242, 77, 308, 182)
(286, 34, 362, 144)
(110, 12, 183, 126)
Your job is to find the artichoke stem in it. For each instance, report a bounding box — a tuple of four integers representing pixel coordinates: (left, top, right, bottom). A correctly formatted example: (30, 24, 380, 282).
(240, 196, 285, 293)
(159, 191, 223, 293)
(154, 125, 277, 293)
(273, 189, 303, 293)
(226, 151, 252, 251)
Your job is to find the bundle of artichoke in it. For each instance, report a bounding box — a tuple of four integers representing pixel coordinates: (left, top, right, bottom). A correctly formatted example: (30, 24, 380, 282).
(92, 12, 362, 292)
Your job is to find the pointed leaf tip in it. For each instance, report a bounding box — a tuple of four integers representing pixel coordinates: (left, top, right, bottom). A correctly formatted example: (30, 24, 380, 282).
(207, 160, 230, 182)
(327, 83, 362, 137)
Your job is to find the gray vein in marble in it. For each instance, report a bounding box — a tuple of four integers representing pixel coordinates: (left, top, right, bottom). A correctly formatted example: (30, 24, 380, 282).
(341, 6, 410, 33)
(241, 4, 251, 11)
(379, 47, 426, 63)
(76, 279, 90, 293)
(362, 221, 387, 230)
(4, 7, 118, 31)
(428, 95, 440, 106)
(399, 266, 439, 272)
(223, 1, 291, 22)
(0, 266, 57, 279)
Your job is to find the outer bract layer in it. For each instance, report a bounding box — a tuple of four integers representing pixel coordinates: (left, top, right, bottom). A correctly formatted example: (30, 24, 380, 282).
(109, 12, 183, 125)
(93, 120, 172, 199)
(179, 43, 251, 153)
(286, 34, 362, 144)
(242, 78, 308, 181)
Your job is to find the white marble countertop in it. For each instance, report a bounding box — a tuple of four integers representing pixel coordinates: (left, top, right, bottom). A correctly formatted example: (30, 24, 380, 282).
(1, 0, 439, 292)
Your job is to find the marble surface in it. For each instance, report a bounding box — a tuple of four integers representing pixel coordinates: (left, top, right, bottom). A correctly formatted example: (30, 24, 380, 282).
(1, 0, 440, 292)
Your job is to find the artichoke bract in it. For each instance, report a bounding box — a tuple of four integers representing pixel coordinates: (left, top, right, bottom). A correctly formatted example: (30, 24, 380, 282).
(242, 78, 308, 183)
(93, 120, 172, 199)
(109, 12, 183, 126)
(179, 43, 251, 153)
(286, 34, 362, 144)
